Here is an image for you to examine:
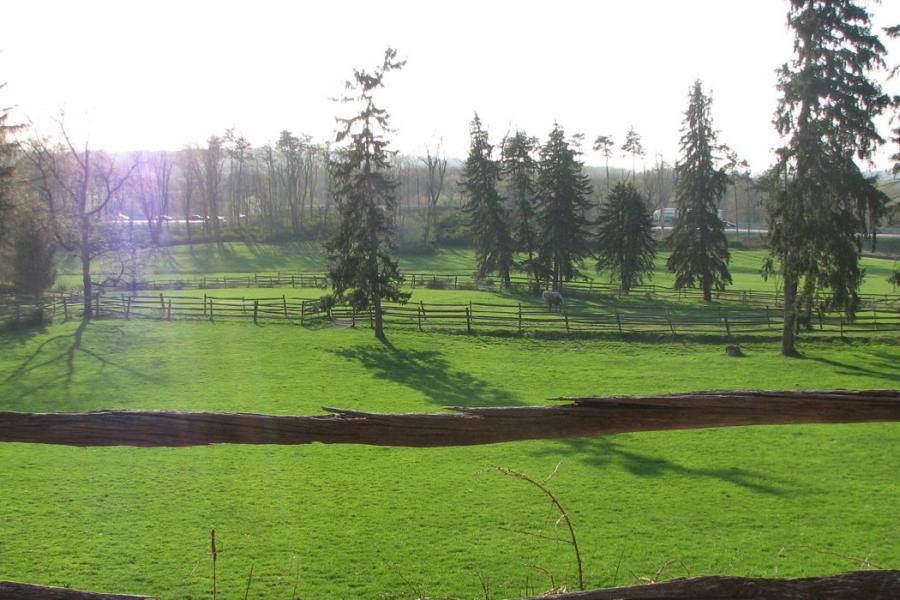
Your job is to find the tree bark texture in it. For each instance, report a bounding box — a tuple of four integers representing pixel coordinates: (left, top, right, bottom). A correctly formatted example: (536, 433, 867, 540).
(0, 390, 896, 448)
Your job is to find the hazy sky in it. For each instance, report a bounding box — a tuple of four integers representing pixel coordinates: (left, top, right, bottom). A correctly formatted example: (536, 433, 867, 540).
(2, 0, 898, 171)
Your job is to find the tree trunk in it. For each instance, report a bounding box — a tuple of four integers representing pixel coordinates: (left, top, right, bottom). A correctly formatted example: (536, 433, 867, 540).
(373, 295, 384, 341)
(81, 216, 92, 321)
(781, 272, 799, 356)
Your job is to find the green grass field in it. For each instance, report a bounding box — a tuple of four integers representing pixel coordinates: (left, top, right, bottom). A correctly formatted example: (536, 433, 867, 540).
(1, 317, 898, 598)
(9, 242, 900, 598)
(57, 241, 899, 296)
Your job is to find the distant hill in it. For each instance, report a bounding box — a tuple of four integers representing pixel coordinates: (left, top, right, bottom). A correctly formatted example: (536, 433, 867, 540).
(878, 178, 900, 213)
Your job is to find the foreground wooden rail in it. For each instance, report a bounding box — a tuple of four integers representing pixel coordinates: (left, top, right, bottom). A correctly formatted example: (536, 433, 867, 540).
(530, 569, 900, 599)
(1, 390, 897, 447)
(0, 581, 150, 599)
(3, 569, 899, 599)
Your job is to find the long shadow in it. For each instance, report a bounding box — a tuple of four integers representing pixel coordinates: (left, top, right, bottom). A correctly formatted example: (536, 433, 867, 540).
(64, 319, 89, 388)
(531, 436, 793, 496)
(2, 320, 165, 409)
(805, 354, 900, 384)
(330, 344, 521, 408)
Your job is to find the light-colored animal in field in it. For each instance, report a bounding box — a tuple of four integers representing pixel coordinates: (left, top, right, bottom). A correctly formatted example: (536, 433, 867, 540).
(542, 290, 565, 312)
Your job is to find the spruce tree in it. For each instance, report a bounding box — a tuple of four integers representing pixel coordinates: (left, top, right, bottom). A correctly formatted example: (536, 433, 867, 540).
(535, 124, 594, 290)
(500, 130, 539, 289)
(595, 182, 656, 293)
(12, 205, 57, 305)
(667, 80, 732, 302)
(326, 48, 409, 341)
(0, 84, 22, 249)
(770, 0, 890, 356)
(887, 24, 899, 177)
(461, 115, 514, 286)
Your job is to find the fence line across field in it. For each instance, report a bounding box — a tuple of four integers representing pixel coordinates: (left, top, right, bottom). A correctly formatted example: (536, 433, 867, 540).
(47, 270, 900, 311)
(13, 291, 898, 339)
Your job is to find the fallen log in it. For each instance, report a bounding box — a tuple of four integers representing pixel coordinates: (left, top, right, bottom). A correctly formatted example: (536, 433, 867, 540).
(527, 569, 900, 599)
(0, 580, 150, 599)
(0, 390, 897, 447)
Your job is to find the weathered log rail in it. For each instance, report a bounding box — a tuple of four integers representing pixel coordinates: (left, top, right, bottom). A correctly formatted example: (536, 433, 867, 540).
(0, 581, 150, 599)
(3, 569, 899, 599)
(1, 390, 897, 448)
(529, 569, 900, 599)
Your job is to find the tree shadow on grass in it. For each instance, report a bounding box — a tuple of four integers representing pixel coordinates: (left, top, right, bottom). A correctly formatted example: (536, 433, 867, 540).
(804, 353, 900, 384)
(330, 344, 521, 408)
(1, 320, 165, 409)
(531, 436, 793, 496)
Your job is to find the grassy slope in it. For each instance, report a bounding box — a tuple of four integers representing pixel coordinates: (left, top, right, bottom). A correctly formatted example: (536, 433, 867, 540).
(0, 320, 898, 598)
(57, 242, 899, 296)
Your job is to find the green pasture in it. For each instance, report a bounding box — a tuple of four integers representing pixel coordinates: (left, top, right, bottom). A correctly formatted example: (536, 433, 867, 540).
(56, 241, 899, 296)
(0, 319, 898, 598)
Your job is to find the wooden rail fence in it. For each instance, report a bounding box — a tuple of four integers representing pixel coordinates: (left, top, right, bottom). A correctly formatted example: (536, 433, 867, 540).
(14, 292, 897, 339)
(40, 270, 900, 310)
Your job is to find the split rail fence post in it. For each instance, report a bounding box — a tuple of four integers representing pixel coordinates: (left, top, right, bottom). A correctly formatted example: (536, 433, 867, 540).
(723, 310, 732, 338)
(159, 293, 165, 312)
(282, 295, 288, 319)
(167, 299, 172, 321)
(121, 294, 127, 318)
(766, 306, 771, 330)
(873, 309, 878, 331)
(253, 300, 259, 324)
(300, 301, 305, 326)
(518, 303, 523, 334)
(615, 309, 623, 337)
(418, 302, 424, 331)
(62, 297, 68, 321)
(564, 308, 570, 333)
(203, 294, 208, 317)
(209, 298, 214, 322)
(665, 309, 676, 337)
(466, 306, 472, 334)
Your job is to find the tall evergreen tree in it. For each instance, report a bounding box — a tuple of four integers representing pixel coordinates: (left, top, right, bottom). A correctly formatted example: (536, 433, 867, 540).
(596, 181, 656, 293)
(667, 80, 732, 302)
(12, 205, 56, 305)
(535, 123, 594, 290)
(0, 84, 22, 249)
(769, 0, 890, 356)
(326, 48, 409, 341)
(887, 24, 900, 177)
(501, 130, 539, 289)
(461, 115, 514, 286)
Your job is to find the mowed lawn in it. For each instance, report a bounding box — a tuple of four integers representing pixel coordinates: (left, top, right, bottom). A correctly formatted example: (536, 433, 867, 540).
(0, 319, 898, 598)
